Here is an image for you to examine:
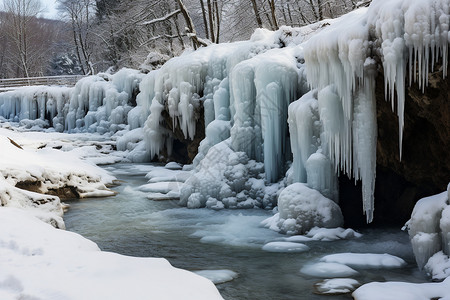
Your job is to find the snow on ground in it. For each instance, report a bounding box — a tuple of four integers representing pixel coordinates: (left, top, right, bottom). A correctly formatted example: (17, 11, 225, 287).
(0, 130, 116, 198)
(0, 207, 222, 300)
(353, 277, 450, 300)
(0, 127, 119, 228)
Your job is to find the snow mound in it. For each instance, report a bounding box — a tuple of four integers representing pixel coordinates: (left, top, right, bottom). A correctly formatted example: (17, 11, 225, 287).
(193, 270, 238, 284)
(314, 278, 360, 295)
(424, 251, 450, 281)
(0, 207, 222, 300)
(353, 277, 450, 300)
(405, 185, 450, 277)
(165, 162, 183, 170)
(139, 182, 182, 194)
(320, 253, 406, 268)
(300, 262, 359, 278)
(263, 183, 343, 235)
(261, 241, 310, 253)
(306, 227, 362, 241)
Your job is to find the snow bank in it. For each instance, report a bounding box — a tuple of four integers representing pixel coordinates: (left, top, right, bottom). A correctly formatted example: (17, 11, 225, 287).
(0, 207, 223, 300)
(262, 183, 343, 235)
(0, 130, 118, 229)
(0, 134, 115, 198)
(353, 277, 450, 300)
(405, 184, 450, 279)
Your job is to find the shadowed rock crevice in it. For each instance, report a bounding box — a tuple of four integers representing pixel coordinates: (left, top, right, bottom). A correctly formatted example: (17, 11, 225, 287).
(340, 62, 449, 228)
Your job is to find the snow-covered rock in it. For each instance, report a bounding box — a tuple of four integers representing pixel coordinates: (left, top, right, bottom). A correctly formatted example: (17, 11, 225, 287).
(263, 183, 343, 235)
(320, 253, 406, 268)
(405, 184, 450, 278)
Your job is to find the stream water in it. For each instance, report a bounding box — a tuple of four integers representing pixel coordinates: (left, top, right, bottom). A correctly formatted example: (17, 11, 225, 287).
(64, 163, 428, 300)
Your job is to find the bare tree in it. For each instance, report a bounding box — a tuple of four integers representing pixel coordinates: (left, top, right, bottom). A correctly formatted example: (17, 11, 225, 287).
(57, 0, 95, 75)
(2, 0, 43, 78)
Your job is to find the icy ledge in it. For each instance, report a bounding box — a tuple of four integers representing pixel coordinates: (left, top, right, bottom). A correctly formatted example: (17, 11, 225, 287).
(0, 207, 222, 300)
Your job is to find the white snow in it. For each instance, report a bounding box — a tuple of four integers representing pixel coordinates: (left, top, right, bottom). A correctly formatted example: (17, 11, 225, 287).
(0, 133, 115, 199)
(0, 207, 223, 300)
(138, 181, 183, 194)
(314, 278, 360, 294)
(300, 262, 359, 278)
(261, 241, 310, 253)
(264, 182, 343, 235)
(405, 185, 450, 278)
(193, 270, 238, 285)
(320, 253, 407, 268)
(306, 227, 363, 241)
(302, 0, 449, 222)
(353, 277, 450, 300)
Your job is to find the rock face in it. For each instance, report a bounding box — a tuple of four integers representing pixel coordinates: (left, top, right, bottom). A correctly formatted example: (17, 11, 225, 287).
(158, 103, 205, 164)
(340, 66, 450, 227)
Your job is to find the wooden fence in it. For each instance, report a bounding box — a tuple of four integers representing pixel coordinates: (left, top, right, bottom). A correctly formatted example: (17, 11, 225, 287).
(0, 75, 85, 90)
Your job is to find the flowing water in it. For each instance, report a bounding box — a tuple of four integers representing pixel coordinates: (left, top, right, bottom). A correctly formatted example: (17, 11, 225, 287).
(64, 163, 428, 300)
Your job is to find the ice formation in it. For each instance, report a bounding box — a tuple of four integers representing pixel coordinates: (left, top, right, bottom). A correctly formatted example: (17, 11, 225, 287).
(299, 0, 449, 222)
(0, 68, 142, 135)
(405, 184, 450, 278)
(0, 0, 447, 225)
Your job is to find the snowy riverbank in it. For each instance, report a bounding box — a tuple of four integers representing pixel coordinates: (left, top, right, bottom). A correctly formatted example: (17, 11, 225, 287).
(0, 127, 223, 299)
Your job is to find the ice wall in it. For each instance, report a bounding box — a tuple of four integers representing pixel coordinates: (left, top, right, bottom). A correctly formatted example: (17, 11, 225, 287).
(0, 68, 143, 135)
(300, 0, 449, 222)
(0, 86, 72, 131)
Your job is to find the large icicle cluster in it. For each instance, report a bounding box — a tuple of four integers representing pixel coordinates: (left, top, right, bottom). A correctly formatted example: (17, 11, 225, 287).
(0, 68, 142, 134)
(300, 0, 449, 222)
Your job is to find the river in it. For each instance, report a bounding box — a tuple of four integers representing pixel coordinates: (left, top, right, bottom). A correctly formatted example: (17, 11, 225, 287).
(64, 163, 428, 300)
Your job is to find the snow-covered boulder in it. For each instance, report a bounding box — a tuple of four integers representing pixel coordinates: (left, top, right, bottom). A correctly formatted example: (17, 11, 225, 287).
(264, 183, 343, 235)
(406, 184, 450, 278)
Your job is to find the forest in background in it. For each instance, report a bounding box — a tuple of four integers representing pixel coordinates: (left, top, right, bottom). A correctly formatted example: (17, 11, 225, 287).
(0, 0, 370, 79)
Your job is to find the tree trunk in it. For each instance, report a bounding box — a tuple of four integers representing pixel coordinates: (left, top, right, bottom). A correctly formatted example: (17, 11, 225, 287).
(250, 0, 263, 28)
(199, 0, 209, 39)
(206, 0, 215, 43)
(176, 0, 207, 49)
